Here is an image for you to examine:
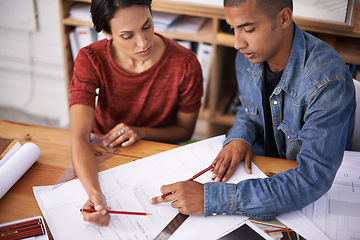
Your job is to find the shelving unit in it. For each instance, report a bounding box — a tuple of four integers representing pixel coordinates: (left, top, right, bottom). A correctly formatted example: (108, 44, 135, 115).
(59, 0, 360, 138)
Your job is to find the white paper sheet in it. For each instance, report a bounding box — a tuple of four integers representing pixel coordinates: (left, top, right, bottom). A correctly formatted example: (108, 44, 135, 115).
(33, 135, 327, 239)
(0, 142, 41, 199)
(300, 151, 360, 239)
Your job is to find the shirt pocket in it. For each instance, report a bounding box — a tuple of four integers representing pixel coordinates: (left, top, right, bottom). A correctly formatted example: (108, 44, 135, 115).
(240, 96, 258, 116)
(279, 121, 302, 160)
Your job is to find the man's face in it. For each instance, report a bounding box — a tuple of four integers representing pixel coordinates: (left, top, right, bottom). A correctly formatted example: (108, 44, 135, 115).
(224, 1, 285, 65)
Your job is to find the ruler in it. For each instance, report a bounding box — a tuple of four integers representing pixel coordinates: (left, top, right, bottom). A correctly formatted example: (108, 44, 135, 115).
(53, 134, 120, 189)
(154, 213, 189, 240)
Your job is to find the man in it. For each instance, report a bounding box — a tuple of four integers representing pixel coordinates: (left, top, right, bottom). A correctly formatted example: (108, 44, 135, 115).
(151, 0, 356, 220)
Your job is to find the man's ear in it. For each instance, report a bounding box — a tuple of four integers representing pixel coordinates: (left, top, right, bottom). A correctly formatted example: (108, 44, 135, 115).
(279, 8, 293, 29)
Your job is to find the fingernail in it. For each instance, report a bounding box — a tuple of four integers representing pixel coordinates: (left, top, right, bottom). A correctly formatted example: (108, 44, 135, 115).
(211, 173, 216, 178)
(109, 144, 113, 148)
(95, 205, 103, 211)
(214, 177, 220, 182)
(102, 141, 108, 147)
(101, 210, 107, 215)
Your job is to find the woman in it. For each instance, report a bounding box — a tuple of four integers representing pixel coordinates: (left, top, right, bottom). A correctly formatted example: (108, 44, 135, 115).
(69, 0, 203, 226)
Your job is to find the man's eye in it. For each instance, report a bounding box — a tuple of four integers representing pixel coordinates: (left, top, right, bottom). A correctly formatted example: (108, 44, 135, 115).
(245, 28, 255, 33)
(143, 24, 151, 30)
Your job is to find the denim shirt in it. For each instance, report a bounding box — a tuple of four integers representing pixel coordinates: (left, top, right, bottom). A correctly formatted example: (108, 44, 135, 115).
(204, 23, 356, 220)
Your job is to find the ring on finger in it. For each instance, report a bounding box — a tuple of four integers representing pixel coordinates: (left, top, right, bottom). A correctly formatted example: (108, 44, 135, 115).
(115, 128, 125, 136)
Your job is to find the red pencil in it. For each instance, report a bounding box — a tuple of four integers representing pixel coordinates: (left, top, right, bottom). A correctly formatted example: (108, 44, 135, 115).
(161, 164, 215, 198)
(80, 209, 151, 216)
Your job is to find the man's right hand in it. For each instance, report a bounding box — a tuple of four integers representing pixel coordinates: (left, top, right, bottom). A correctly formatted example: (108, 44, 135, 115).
(81, 192, 110, 226)
(211, 139, 253, 182)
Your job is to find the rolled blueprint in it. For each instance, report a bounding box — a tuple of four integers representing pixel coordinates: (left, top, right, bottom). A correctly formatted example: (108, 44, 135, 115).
(0, 142, 41, 199)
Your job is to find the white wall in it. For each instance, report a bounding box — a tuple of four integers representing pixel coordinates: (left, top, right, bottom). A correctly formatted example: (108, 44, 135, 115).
(0, 0, 69, 128)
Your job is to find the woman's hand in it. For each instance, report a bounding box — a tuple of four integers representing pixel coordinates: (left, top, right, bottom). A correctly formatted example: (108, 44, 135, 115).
(102, 123, 145, 147)
(81, 192, 111, 227)
(211, 139, 253, 182)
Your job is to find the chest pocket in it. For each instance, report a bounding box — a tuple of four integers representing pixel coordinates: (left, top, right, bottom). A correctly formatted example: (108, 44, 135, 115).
(240, 96, 258, 116)
(279, 121, 302, 160)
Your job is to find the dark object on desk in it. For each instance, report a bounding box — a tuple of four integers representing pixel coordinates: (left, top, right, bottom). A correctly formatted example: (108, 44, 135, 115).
(218, 223, 267, 240)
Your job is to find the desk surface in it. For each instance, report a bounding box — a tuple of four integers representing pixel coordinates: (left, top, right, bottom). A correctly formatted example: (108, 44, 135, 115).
(0, 120, 297, 235)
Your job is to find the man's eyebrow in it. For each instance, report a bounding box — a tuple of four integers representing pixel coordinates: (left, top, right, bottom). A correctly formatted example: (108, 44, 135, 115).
(237, 22, 255, 28)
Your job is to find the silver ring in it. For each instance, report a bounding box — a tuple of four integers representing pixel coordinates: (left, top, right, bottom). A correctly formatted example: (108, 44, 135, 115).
(115, 128, 125, 136)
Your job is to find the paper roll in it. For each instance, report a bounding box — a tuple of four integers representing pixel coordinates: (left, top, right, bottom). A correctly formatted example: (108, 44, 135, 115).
(0, 142, 41, 199)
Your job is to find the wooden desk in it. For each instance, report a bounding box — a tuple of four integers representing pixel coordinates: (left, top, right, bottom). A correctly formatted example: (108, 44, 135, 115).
(0, 120, 297, 236)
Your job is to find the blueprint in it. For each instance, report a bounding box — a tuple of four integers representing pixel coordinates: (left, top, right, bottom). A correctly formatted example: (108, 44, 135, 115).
(301, 151, 360, 240)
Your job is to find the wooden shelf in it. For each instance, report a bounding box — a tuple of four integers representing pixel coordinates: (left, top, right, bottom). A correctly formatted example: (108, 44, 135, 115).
(158, 19, 214, 44)
(59, 0, 360, 138)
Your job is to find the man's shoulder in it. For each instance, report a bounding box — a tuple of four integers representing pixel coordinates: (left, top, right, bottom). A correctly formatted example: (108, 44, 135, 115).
(302, 32, 351, 86)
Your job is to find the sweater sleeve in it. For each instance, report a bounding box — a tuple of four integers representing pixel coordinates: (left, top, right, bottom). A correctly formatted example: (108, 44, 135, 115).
(69, 47, 101, 108)
(177, 50, 203, 113)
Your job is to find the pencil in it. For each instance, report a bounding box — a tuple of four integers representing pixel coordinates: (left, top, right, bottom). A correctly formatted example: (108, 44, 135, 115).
(161, 164, 215, 198)
(80, 208, 151, 216)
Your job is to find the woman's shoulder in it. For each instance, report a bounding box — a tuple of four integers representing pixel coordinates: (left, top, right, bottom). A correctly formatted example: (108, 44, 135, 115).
(159, 34, 197, 59)
(78, 39, 108, 59)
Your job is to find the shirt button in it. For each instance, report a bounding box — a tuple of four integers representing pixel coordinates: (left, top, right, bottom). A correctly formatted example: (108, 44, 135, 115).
(245, 108, 248, 112)
(287, 136, 290, 139)
(212, 213, 217, 216)
(273, 100, 278, 105)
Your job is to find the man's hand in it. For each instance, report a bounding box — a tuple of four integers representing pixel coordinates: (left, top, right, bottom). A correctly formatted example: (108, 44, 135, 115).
(211, 139, 252, 182)
(81, 192, 111, 226)
(151, 181, 204, 215)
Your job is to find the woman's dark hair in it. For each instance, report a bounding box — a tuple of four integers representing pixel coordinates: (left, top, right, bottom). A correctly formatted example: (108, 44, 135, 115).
(91, 0, 152, 34)
(224, 0, 293, 20)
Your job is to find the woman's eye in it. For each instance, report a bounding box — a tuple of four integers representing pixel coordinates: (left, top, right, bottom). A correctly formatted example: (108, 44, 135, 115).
(122, 34, 133, 40)
(143, 24, 151, 30)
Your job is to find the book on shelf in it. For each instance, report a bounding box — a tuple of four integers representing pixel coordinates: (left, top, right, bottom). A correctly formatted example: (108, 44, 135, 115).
(196, 42, 213, 107)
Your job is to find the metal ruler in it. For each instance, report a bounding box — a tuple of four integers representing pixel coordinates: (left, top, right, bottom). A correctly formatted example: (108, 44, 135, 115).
(154, 213, 189, 240)
(53, 134, 120, 189)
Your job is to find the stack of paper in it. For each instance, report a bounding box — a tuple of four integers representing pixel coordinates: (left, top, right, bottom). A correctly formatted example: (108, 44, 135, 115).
(152, 11, 180, 32)
(69, 3, 91, 22)
(168, 16, 206, 34)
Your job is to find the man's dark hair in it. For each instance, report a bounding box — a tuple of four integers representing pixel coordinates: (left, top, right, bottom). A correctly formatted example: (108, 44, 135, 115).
(224, 0, 293, 19)
(91, 0, 152, 34)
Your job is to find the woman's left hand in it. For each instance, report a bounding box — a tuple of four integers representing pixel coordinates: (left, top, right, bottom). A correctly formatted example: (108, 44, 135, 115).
(102, 123, 144, 147)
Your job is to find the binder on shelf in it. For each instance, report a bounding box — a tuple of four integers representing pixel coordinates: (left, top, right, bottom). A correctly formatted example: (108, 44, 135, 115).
(175, 40, 192, 50)
(196, 42, 213, 106)
(69, 28, 79, 61)
(75, 26, 97, 49)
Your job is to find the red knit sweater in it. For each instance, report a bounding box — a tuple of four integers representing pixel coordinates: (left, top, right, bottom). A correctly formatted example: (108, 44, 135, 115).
(69, 34, 203, 134)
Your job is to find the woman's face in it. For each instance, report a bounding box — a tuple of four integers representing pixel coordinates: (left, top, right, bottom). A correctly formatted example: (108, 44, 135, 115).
(108, 5, 155, 61)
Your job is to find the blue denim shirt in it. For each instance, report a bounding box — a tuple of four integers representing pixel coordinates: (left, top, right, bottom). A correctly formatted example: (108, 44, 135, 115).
(204, 23, 356, 220)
